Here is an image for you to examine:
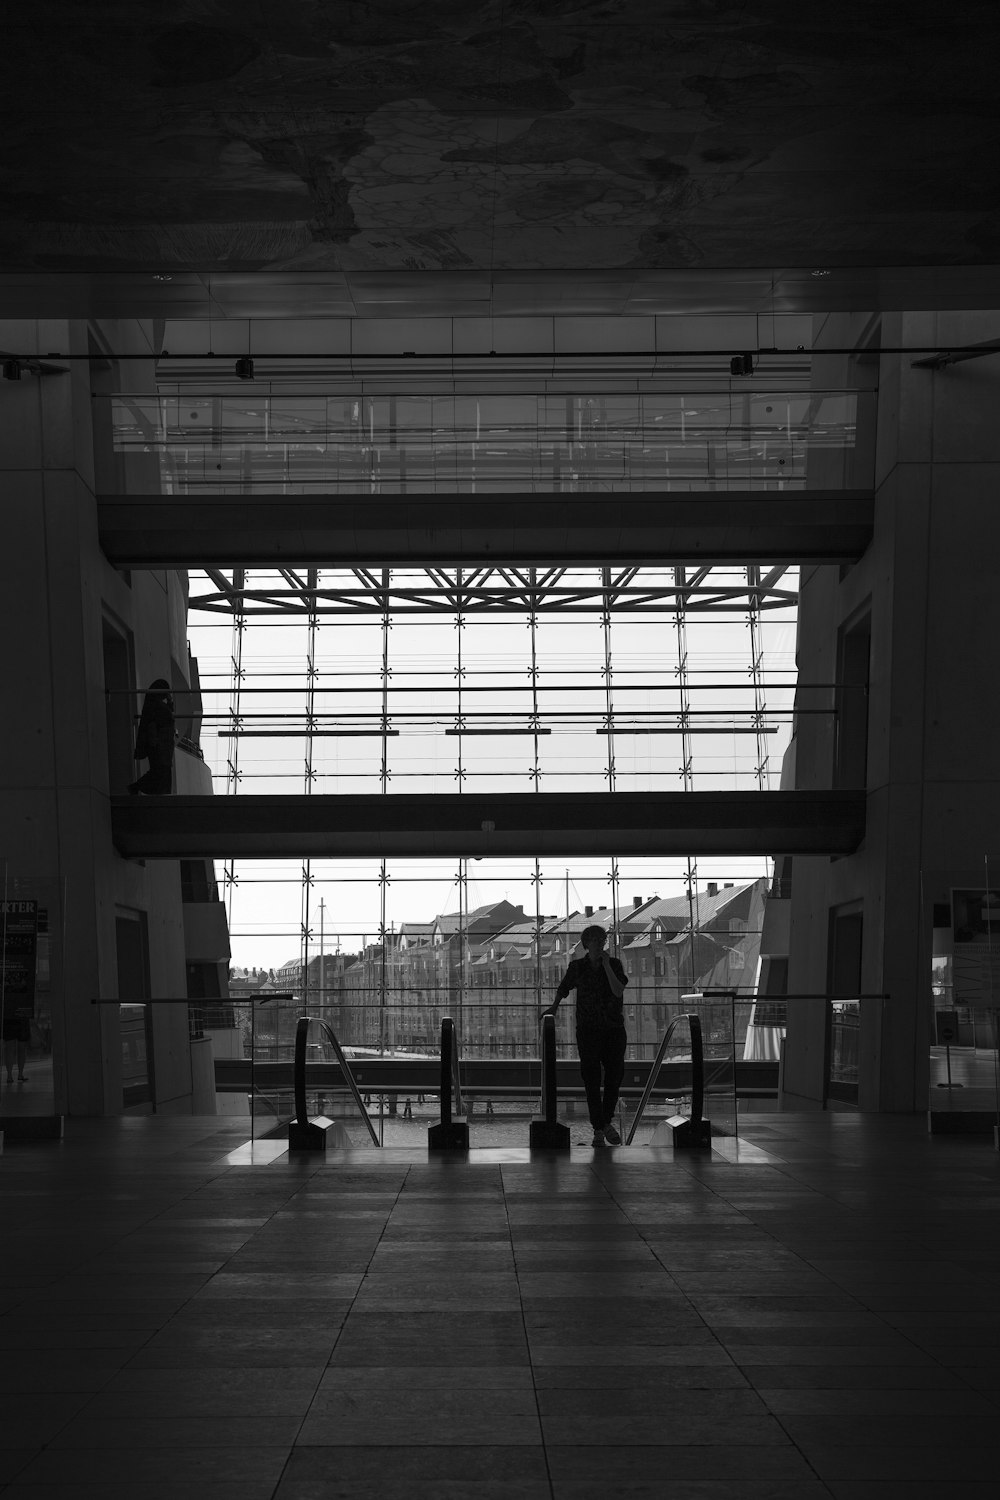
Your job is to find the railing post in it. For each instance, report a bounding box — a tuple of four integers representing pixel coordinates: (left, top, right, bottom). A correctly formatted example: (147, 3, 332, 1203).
(530, 1012, 570, 1150)
(293, 1015, 309, 1127)
(288, 1015, 349, 1151)
(674, 1014, 711, 1147)
(428, 1016, 469, 1150)
(690, 1013, 704, 1126)
(625, 1010, 712, 1148)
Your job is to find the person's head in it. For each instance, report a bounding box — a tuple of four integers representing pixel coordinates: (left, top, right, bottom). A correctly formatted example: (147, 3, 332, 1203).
(581, 924, 607, 956)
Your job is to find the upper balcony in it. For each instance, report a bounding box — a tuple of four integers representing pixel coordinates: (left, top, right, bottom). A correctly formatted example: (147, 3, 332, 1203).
(98, 386, 875, 497)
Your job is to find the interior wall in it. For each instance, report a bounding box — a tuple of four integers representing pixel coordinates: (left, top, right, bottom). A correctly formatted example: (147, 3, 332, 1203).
(785, 309, 1000, 1112)
(0, 316, 195, 1115)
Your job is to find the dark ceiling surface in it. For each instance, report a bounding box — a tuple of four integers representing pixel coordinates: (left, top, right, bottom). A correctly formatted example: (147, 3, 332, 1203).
(4, 0, 1000, 278)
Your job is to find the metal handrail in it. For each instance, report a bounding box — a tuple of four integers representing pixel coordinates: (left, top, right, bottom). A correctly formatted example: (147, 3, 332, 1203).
(317, 1020, 381, 1146)
(539, 1012, 558, 1127)
(439, 1016, 464, 1127)
(287, 1015, 381, 1146)
(625, 1012, 705, 1145)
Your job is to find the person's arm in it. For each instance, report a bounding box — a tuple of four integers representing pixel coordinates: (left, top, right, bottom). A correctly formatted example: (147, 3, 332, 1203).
(602, 954, 627, 998)
(542, 961, 576, 1017)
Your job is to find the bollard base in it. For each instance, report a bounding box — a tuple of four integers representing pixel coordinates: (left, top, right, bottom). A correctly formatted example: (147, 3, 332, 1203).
(288, 1116, 351, 1152)
(669, 1114, 712, 1148)
(428, 1119, 469, 1151)
(530, 1119, 571, 1151)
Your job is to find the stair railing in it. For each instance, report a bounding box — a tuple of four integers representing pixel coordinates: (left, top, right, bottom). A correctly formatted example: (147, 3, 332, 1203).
(625, 1011, 706, 1145)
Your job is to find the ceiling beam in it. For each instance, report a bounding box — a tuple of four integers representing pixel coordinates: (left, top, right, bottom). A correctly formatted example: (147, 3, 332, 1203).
(98, 491, 873, 567)
(110, 789, 864, 860)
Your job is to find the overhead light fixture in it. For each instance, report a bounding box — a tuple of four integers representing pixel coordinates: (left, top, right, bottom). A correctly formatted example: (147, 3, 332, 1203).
(730, 353, 753, 376)
(235, 357, 255, 380)
(152, 273, 174, 282)
(2, 359, 22, 381)
(811, 269, 831, 278)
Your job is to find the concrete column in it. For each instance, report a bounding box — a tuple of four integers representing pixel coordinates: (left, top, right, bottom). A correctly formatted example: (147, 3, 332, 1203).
(0, 318, 193, 1115)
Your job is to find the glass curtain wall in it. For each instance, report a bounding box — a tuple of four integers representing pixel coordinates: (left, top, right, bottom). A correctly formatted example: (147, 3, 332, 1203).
(185, 564, 797, 1102)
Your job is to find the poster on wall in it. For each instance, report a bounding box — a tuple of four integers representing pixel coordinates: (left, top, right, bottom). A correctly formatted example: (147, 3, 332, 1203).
(1, 899, 38, 1019)
(951, 889, 1000, 1008)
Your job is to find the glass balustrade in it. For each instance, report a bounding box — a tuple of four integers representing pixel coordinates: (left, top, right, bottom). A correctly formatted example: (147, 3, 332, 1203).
(99, 388, 874, 493)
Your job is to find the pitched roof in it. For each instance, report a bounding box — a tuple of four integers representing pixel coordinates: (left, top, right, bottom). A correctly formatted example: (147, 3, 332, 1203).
(622, 881, 760, 932)
(434, 900, 524, 936)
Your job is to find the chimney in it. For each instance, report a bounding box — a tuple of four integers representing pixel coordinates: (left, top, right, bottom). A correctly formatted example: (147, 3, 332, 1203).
(633, 896, 642, 909)
(585, 905, 593, 917)
(724, 882, 734, 889)
(707, 882, 718, 897)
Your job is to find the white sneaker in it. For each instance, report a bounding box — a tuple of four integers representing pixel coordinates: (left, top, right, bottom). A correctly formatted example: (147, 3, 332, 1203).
(591, 1128, 607, 1146)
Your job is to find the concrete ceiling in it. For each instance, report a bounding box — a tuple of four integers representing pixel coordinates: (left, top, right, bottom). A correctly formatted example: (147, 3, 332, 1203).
(3, 1, 1000, 318)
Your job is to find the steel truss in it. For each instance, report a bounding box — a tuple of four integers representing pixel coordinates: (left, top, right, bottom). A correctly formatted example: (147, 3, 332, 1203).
(190, 564, 796, 617)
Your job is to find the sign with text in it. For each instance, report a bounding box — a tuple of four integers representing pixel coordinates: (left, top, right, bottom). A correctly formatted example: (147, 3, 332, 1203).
(1, 900, 38, 1019)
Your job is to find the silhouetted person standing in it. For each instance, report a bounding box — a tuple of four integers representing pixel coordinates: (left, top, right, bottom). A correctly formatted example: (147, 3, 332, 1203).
(128, 679, 175, 795)
(543, 923, 628, 1147)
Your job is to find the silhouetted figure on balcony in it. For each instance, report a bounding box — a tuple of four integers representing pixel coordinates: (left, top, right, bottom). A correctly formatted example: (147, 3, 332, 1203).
(128, 679, 175, 795)
(543, 923, 628, 1147)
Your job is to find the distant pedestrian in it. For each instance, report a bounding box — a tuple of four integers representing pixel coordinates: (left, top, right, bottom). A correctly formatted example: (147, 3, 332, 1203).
(128, 679, 175, 795)
(543, 924, 628, 1147)
(2, 1014, 30, 1083)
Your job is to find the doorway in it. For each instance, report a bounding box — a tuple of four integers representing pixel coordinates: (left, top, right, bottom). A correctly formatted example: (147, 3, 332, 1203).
(827, 902, 863, 1104)
(115, 910, 154, 1110)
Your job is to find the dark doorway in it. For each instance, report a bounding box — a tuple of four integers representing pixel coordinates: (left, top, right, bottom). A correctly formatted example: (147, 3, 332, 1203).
(827, 902, 863, 1104)
(115, 910, 154, 1110)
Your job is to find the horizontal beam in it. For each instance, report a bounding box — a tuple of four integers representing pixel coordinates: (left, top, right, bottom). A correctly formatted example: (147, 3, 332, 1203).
(110, 790, 865, 859)
(214, 1056, 779, 1096)
(97, 491, 874, 567)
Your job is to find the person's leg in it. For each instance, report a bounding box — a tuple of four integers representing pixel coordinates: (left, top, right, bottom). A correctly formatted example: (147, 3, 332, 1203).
(147, 747, 173, 794)
(576, 1029, 606, 1138)
(600, 1026, 628, 1129)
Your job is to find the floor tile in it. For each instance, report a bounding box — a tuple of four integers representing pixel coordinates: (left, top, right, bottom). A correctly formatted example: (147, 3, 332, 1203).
(739, 1364, 968, 1389)
(546, 1444, 819, 1482)
(11, 1445, 291, 1488)
(537, 1387, 785, 1446)
(48, 1415, 304, 1449)
(298, 1386, 542, 1445)
(86, 1366, 326, 1416)
(280, 1444, 550, 1484)
(317, 1366, 533, 1390)
(551, 1483, 831, 1498)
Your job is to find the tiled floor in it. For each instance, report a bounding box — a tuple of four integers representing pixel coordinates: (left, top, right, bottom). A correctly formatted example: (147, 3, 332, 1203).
(1, 1113, 999, 1498)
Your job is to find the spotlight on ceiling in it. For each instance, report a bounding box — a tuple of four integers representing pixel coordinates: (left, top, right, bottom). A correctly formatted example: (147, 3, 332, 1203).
(2, 359, 22, 381)
(730, 353, 754, 377)
(235, 357, 255, 380)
